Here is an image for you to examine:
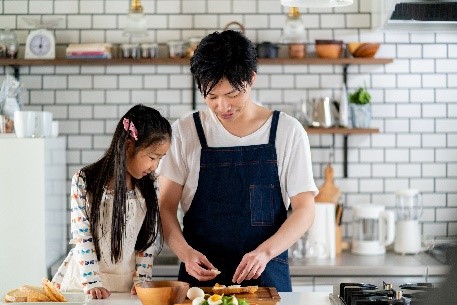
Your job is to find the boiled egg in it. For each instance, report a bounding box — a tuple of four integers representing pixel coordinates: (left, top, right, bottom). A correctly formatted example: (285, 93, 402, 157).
(191, 296, 205, 305)
(227, 295, 238, 305)
(207, 294, 223, 305)
(187, 287, 205, 300)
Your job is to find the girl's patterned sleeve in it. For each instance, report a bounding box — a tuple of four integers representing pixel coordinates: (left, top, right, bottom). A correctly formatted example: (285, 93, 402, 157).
(70, 171, 103, 291)
(133, 242, 156, 284)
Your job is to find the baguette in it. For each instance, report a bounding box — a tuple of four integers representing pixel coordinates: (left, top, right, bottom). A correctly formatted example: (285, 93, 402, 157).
(212, 284, 258, 294)
(4, 288, 28, 302)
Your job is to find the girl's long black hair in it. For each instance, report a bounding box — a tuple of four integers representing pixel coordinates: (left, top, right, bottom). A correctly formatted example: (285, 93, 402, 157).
(81, 104, 172, 263)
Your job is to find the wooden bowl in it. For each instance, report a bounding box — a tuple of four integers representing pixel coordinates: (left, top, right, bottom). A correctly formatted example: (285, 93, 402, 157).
(135, 280, 189, 305)
(315, 40, 343, 59)
(348, 42, 380, 58)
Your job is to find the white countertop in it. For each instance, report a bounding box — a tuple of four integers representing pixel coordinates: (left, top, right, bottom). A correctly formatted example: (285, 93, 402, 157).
(81, 292, 331, 305)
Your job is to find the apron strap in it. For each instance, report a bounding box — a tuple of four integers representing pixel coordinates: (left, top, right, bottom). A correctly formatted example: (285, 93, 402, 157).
(269, 110, 280, 145)
(193, 112, 208, 148)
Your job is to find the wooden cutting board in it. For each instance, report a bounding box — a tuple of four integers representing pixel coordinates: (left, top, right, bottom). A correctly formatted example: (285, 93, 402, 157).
(175, 287, 281, 305)
(314, 163, 340, 204)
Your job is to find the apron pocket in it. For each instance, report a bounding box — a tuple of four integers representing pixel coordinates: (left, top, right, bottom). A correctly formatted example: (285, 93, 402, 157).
(250, 185, 276, 226)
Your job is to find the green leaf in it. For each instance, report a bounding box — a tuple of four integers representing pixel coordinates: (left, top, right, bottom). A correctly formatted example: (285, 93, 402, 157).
(349, 87, 371, 105)
(239, 299, 250, 305)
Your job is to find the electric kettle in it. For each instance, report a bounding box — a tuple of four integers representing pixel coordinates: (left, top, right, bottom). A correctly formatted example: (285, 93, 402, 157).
(352, 204, 395, 255)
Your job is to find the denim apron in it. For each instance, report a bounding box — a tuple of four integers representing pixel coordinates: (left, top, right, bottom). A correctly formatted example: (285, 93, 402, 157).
(178, 110, 291, 292)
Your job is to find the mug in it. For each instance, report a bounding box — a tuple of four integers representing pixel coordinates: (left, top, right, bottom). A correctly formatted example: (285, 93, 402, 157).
(0, 115, 6, 133)
(34, 111, 53, 137)
(51, 120, 59, 138)
(14, 111, 36, 138)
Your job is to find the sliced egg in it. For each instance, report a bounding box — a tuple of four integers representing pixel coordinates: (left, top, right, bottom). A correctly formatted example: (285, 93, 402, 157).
(207, 294, 223, 305)
(192, 296, 205, 305)
(187, 287, 205, 300)
(228, 295, 238, 305)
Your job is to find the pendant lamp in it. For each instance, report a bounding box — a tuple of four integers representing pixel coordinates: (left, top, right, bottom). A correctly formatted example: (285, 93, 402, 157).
(123, 0, 148, 37)
(280, 7, 307, 58)
(281, 0, 353, 7)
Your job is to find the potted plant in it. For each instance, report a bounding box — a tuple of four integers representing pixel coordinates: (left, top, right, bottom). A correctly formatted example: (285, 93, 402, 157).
(349, 86, 371, 128)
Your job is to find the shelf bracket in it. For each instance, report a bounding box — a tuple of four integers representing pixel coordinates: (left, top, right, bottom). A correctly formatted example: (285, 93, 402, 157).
(12, 65, 20, 80)
(343, 64, 349, 89)
(343, 135, 348, 178)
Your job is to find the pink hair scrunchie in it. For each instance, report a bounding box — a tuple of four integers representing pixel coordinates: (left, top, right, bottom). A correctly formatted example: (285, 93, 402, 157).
(123, 118, 138, 140)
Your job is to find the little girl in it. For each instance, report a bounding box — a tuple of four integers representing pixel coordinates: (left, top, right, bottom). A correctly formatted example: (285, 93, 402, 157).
(52, 104, 172, 299)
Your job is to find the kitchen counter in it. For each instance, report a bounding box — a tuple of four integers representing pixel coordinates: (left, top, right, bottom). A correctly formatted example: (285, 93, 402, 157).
(50, 250, 450, 293)
(76, 292, 331, 305)
(152, 251, 449, 278)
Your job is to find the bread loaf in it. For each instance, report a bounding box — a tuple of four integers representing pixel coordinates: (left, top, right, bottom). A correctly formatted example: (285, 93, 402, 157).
(3, 279, 67, 303)
(19, 285, 51, 302)
(212, 284, 258, 294)
(4, 288, 28, 302)
(42, 278, 67, 302)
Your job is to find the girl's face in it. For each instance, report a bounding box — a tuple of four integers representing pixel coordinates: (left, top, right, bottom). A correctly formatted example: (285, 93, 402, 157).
(204, 74, 256, 123)
(125, 140, 170, 180)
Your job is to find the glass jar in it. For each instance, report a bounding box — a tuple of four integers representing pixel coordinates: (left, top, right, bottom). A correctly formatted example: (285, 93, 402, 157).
(167, 40, 185, 58)
(120, 43, 140, 59)
(0, 28, 18, 58)
(140, 43, 158, 58)
(184, 37, 201, 58)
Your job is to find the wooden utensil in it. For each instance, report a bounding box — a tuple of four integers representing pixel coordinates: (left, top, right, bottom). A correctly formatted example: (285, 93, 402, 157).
(315, 163, 340, 204)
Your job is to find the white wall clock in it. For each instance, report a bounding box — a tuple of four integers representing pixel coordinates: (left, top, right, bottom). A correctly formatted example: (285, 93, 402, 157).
(25, 29, 56, 59)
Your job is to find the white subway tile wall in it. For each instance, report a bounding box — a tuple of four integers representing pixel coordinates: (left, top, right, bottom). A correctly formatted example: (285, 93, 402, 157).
(0, 0, 456, 240)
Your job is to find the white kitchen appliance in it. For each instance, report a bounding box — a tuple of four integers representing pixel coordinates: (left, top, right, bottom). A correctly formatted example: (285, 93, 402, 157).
(352, 204, 395, 255)
(305, 203, 336, 259)
(394, 189, 423, 255)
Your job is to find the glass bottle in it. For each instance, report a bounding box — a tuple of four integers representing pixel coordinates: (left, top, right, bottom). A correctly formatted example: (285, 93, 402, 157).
(281, 7, 307, 58)
(2, 28, 18, 58)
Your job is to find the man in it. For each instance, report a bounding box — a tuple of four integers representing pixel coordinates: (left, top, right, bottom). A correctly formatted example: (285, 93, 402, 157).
(157, 30, 317, 291)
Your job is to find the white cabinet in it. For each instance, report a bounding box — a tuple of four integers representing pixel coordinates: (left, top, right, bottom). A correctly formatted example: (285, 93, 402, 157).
(0, 136, 67, 293)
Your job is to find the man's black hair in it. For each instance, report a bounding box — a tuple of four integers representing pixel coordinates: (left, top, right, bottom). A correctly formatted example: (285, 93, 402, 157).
(190, 30, 257, 97)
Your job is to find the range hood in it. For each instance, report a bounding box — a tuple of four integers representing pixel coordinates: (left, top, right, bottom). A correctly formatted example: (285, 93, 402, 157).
(372, 0, 457, 31)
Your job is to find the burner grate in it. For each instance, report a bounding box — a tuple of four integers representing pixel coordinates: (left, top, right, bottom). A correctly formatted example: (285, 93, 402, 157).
(329, 281, 435, 305)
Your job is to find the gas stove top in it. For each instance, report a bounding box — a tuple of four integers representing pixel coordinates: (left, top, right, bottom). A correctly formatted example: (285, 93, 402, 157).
(328, 281, 436, 305)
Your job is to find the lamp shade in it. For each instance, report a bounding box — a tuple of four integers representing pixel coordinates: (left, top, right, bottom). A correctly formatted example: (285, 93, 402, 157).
(123, 0, 148, 37)
(281, 7, 306, 43)
(281, 0, 353, 7)
(124, 11, 148, 36)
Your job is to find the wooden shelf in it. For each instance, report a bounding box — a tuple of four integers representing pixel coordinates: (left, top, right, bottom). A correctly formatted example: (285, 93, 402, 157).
(305, 127, 379, 134)
(259, 58, 393, 65)
(0, 58, 191, 66)
(305, 127, 379, 178)
(0, 57, 393, 67)
(0, 57, 389, 179)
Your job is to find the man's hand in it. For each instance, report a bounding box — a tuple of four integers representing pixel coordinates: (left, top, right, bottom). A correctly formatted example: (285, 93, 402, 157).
(232, 250, 269, 284)
(183, 248, 220, 281)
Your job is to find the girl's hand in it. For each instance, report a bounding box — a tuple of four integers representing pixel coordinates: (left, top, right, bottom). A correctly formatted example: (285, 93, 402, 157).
(86, 287, 111, 299)
(131, 285, 137, 295)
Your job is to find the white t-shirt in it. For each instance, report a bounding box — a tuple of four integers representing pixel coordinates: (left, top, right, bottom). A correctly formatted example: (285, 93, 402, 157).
(157, 108, 318, 213)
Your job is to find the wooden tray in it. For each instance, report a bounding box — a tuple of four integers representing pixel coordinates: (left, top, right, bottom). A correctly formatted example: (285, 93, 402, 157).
(175, 287, 281, 305)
